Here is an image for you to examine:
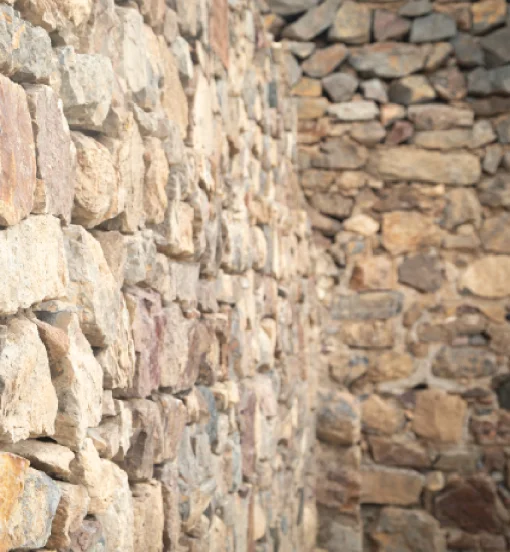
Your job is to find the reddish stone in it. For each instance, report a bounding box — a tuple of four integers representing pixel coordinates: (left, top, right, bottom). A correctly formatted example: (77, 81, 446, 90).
(385, 120, 414, 145)
(374, 10, 411, 42)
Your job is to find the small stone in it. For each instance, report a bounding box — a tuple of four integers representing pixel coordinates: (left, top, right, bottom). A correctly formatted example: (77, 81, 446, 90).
(452, 33, 485, 67)
(361, 79, 388, 103)
(388, 75, 436, 105)
(481, 214, 510, 253)
(495, 114, 510, 143)
(349, 43, 427, 78)
(317, 389, 360, 445)
(350, 257, 396, 292)
(399, 0, 432, 17)
(361, 466, 424, 505)
(459, 255, 510, 298)
(413, 389, 467, 443)
(328, 100, 379, 121)
(407, 104, 474, 130)
(341, 320, 395, 349)
(382, 211, 441, 255)
(282, 0, 343, 41)
(302, 44, 348, 78)
(385, 120, 414, 145)
(160, 45, 188, 138)
(322, 73, 358, 102)
(285, 41, 316, 59)
(398, 254, 443, 292)
(143, 137, 170, 225)
(328, 1, 371, 44)
(410, 13, 456, 43)
(472, 0, 507, 35)
(472, 119, 496, 147)
(344, 214, 380, 236)
(481, 27, 510, 67)
(285, 53, 303, 88)
(430, 66, 467, 100)
(374, 10, 411, 42)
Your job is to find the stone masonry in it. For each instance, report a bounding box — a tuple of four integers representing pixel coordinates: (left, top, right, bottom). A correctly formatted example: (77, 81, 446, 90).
(262, 0, 510, 550)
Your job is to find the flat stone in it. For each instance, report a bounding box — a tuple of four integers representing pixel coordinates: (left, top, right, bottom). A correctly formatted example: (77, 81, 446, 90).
(344, 213, 380, 235)
(317, 389, 360, 445)
(0, 215, 68, 315)
(481, 27, 510, 67)
(282, 0, 343, 41)
(0, 75, 36, 226)
(328, 1, 371, 44)
(452, 33, 485, 67)
(374, 10, 411, 42)
(310, 194, 354, 219)
(382, 211, 441, 255)
(267, 0, 319, 16)
(313, 137, 368, 169)
(297, 97, 329, 119)
(495, 115, 510, 143)
(351, 121, 386, 145)
(328, 100, 379, 121)
(398, 254, 443, 292)
(432, 346, 497, 379)
(361, 466, 424, 505)
(132, 481, 165, 552)
(341, 320, 395, 349)
(442, 189, 481, 231)
(388, 75, 436, 105)
(481, 214, 510, 253)
(332, 292, 403, 320)
(322, 73, 358, 102)
(472, 0, 506, 34)
(285, 41, 316, 59)
(369, 436, 431, 468)
(369, 147, 481, 185)
(385, 120, 414, 145)
(407, 104, 474, 130)
(413, 389, 467, 443)
(143, 137, 170, 225)
(459, 255, 510, 298)
(489, 65, 510, 95)
(350, 43, 427, 78)
(430, 66, 467, 100)
(410, 13, 456, 43)
(293, 77, 322, 97)
(468, 67, 492, 96)
(469, 96, 510, 117)
(301, 44, 348, 78)
(399, 0, 432, 17)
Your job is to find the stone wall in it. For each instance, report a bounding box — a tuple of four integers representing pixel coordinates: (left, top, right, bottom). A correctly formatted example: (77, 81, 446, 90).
(0, 1, 320, 550)
(263, 0, 510, 550)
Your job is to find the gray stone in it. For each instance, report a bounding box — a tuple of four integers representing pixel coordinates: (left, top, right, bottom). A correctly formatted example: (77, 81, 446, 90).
(328, 100, 379, 121)
(410, 13, 456, 43)
(322, 73, 359, 102)
(284, 53, 302, 88)
(452, 33, 485, 68)
(398, 254, 443, 292)
(332, 292, 404, 320)
(430, 66, 467, 100)
(349, 43, 427, 78)
(489, 65, 510, 95)
(301, 44, 348, 78)
(481, 27, 510, 67)
(328, 1, 371, 44)
(481, 213, 510, 253)
(495, 114, 510, 143)
(282, 0, 343, 41)
(267, 0, 319, 15)
(285, 41, 316, 59)
(478, 173, 510, 207)
(433, 347, 497, 379)
(399, 0, 432, 17)
(407, 104, 474, 130)
(467, 67, 492, 96)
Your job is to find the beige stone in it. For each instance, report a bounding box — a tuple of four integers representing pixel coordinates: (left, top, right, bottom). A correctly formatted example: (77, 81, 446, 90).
(382, 211, 441, 255)
(361, 466, 424, 505)
(161, 44, 188, 137)
(459, 256, 510, 298)
(132, 481, 165, 552)
(369, 351, 415, 382)
(144, 137, 170, 225)
(361, 395, 405, 435)
(344, 214, 379, 236)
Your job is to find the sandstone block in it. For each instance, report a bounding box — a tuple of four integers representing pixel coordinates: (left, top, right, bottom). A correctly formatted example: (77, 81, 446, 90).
(132, 481, 164, 552)
(481, 214, 510, 253)
(328, 1, 370, 44)
(369, 436, 431, 468)
(361, 395, 405, 435)
(328, 100, 379, 121)
(432, 346, 497, 379)
(341, 320, 395, 349)
(407, 104, 473, 130)
(349, 43, 427, 78)
(382, 211, 441, 255)
(459, 256, 510, 298)
(332, 292, 403, 320)
(361, 465, 424, 505)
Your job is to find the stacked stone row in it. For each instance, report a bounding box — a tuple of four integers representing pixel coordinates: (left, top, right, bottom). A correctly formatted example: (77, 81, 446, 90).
(0, 1, 319, 551)
(262, 0, 510, 550)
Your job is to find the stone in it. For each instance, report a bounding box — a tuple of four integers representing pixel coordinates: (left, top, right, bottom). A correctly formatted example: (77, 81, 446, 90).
(483, 144, 502, 174)
(372, 508, 446, 552)
(468, 67, 492, 96)
(132, 482, 165, 552)
(374, 10, 411, 42)
(0, 75, 36, 226)
(317, 389, 360, 445)
(360, 466, 424, 505)
(69, 519, 106, 551)
(297, 97, 329, 119)
(399, 0, 432, 17)
(369, 147, 481, 185)
(361, 79, 388, 103)
(472, 119, 496, 147)
(0, 5, 53, 83)
(381, 211, 441, 255)
(56, 47, 113, 131)
(452, 33, 485, 67)
(282, 0, 343, 41)
(293, 77, 322, 97)
(344, 214, 380, 236)
(413, 128, 474, 150)
(322, 73, 358, 103)
(369, 436, 431, 468)
(432, 346, 497, 379)
(313, 137, 368, 170)
(341, 320, 395, 349)
(143, 137, 170, 225)
(407, 104, 474, 130)
(285, 54, 303, 88)
(398, 254, 443, 292)
(268, 0, 319, 15)
(0, 317, 57, 443)
(388, 75, 436, 105)
(361, 395, 404, 435)
(161, 46, 188, 138)
(472, 0, 506, 34)
(64, 225, 120, 347)
(349, 43, 427, 78)
(328, 100, 378, 121)
(481, 214, 510, 253)
(328, 1, 371, 44)
(495, 115, 510, 143)
(350, 257, 396, 291)
(481, 27, 510, 67)
(332, 292, 403, 320)
(351, 121, 386, 145)
(0, 215, 68, 315)
(489, 65, 510, 95)
(459, 256, 510, 298)
(72, 132, 121, 228)
(302, 44, 348, 78)
(385, 120, 414, 145)
(430, 67, 467, 101)
(413, 389, 467, 443)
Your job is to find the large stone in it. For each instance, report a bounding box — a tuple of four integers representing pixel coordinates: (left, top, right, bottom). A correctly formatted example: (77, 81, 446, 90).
(430, 67, 467, 101)
(0, 74, 36, 226)
(388, 75, 436, 105)
(481, 27, 510, 67)
(328, 100, 378, 121)
(481, 214, 510, 253)
(160, 39, 188, 137)
(412, 128, 474, 150)
(64, 225, 120, 347)
(0, 216, 68, 315)
(407, 104, 473, 130)
(410, 13, 456, 43)
(322, 73, 358, 102)
(413, 389, 467, 443)
(267, 0, 319, 15)
(442, 188, 481, 230)
(459, 256, 510, 298)
(332, 292, 403, 320)
(368, 147, 481, 185)
(453, 33, 485, 67)
(382, 211, 441, 255)
(132, 481, 164, 552)
(0, 317, 57, 443)
(312, 137, 368, 170)
(369, 436, 431, 468)
(432, 347, 497, 379)
(360, 466, 424, 505)
(56, 47, 113, 131)
(398, 254, 443, 292)
(372, 508, 446, 552)
(282, 0, 343, 41)
(328, 1, 370, 44)
(369, 351, 415, 382)
(489, 65, 510, 95)
(301, 44, 348, 78)
(26, 85, 74, 223)
(374, 10, 410, 42)
(317, 389, 360, 445)
(362, 395, 405, 435)
(472, 0, 506, 34)
(349, 43, 427, 78)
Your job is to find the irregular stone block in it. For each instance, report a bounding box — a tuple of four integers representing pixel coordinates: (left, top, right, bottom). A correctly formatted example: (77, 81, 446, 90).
(160, 44, 188, 138)
(459, 256, 510, 298)
(267, 0, 319, 15)
(349, 43, 427, 78)
(398, 254, 443, 292)
(332, 292, 403, 320)
(322, 73, 358, 103)
(328, 1, 370, 44)
(360, 465, 424, 505)
(328, 100, 379, 121)
(317, 389, 360, 445)
(382, 211, 441, 255)
(312, 137, 368, 170)
(369, 436, 431, 468)
(282, 0, 343, 41)
(388, 75, 436, 105)
(432, 346, 497, 379)
(341, 320, 395, 349)
(132, 481, 164, 552)
(301, 44, 348, 78)
(407, 103, 474, 130)
(481, 27, 510, 67)
(410, 13, 456, 43)
(374, 10, 410, 42)
(429, 66, 467, 101)
(144, 137, 170, 225)
(481, 214, 510, 253)
(361, 395, 405, 435)
(472, 0, 506, 34)
(478, 173, 510, 207)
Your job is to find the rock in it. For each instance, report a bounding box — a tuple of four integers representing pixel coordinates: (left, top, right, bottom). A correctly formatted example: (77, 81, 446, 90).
(332, 292, 403, 320)
(0, 317, 57, 443)
(388, 75, 436, 105)
(297, 97, 329, 119)
(72, 132, 122, 228)
(480, 27, 510, 67)
(341, 320, 395, 349)
(413, 128, 474, 150)
(360, 466, 424, 505)
(430, 66, 466, 100)
(468, 67, 492, 96)
(351, 121, 386, 145)
(313, 137, 368, 170)
(350, 257, 396, 292)
(56, 47, 113, 131)
(489, 65, 510, 95)
(328, 1, 371, 44)
(171, 38, 192, 79)
(399, 0, 432, 17)
(495, 115, 510, 143)
(478, 174, 510, 207)
(385, 120, 414, 145)
(472, 119, 496, 147)
(349, 43, 427, 78)
(317, 389, 360, 445)
(369, 147, 481, 185)
(0, 215, 68, 315)
(0, 75, 36, 226)
(435, 475, 509, 533)
(302, 44, 348, 78)
(344, 214, 380, 236)
(382, 211, 441, 255)
(413, 389, 467, 443)
(469, 96, 510, 117)
(481, 214, 510, 253)
(398, 254, 443, 292)
(267, 0, 319, 16)
(285, 54, 303, 88)
(64, 225, 120, 347)
(410, 13, 456, 42)
(282, 0, 343, 41)
(432, 347, 497, 379)
(452, 33, 485, 67)
(322, 73, 358, 102)
(472, 0, 506, 34)
(374, 10, 411, 42)
(293, 77, 322, 97)
(361, 79, 388, 103)
(0, 5, 53, 83)
(407, 104, 474, 130)
(328, 100, 378, 121)
(369, 436, 431, 468)
(372, 508, 446, 552)
(459, 256, 510, 298)
(69, 519, 106, 551)
(361, 395, 404, 435)
(143, 138, 169, 226)
(132, 481, 165, 552)
(160, 46, 188, 138)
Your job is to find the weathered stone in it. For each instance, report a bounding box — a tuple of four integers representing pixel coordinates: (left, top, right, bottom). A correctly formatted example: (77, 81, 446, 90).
(362, 395, 405, 435)
(430, 66, 467, 101)
(322, 73, 358, 103)
(286, 41, 316, 59)
(459, 256, 510, 298)
(302, 44, 348, 78)
(57, 47, 113, 131)
(360, 466, 424, 505)
(388, 75, 436, 105)
(372, 508, 446, 552)
(479, 174, 510, 208)
(344, 213, 380, 235)
(341, 320, 395, 349)
(369, 436, 431, 468)
(407, 104, 474, 130)
(374, 10, 411, 42)
(328, 100, 379, 121)
(468, 67, 492, 96)
(313, 137, 368, 170)
(432, 346, 497, 379)
(410, 13, 456, 43)
(413, 128, 474, 150)
(453, 33, 485, 68)
(282, 0, 343, 41)
(369, 147, 481, 185)
(350, 257, 396, 291)
(399, 0, 432, 17)
(472, 0, 506, 34)
(132, 481, 164, 552)
(267, 0, 319, 16)
(328, 1, 371, 44)
(413, 389, 467, 443)
(317, 389, 360, 446)
(349, 43, 427, 78)
(483, 144, 502, 174)
(481, 27, 510, 67)
(297, 97, 329, 119)
(0, 317, 57, 443)
(285, 54, 303, 89)
(332, 292, 403, 321)
(382, 211, 441, 255)
(293, 77, 321, 97)
(361, 78, 388, 103)
(160, 45, 188, 138)
(385, 120, 414, 145)
(69, 519, 106, 551)
(481, 214, 510, 253)
(398, 254, 443, 292)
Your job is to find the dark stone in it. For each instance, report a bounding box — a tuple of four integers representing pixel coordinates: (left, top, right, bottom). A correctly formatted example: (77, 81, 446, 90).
(432, 346, 498, 379)
(430, 66, 467, 100)
(478, 173, 510, 207)
(469, 96, 510, 117)
(452, 33, 485, 68)
(399, 0, 432, 17)
(322, 72, 359, 102)
(374, 10, 411, 42)
(495, 115, 510, 143)
(481, 27, 510, 68)
(467, 67, 492, 96)
(410, 13, 456, 43)
(369, 436, 432, 468)
(489, 65, 510, 95)
(332, 291, 404, 321)
(398, 254, 443, 293)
